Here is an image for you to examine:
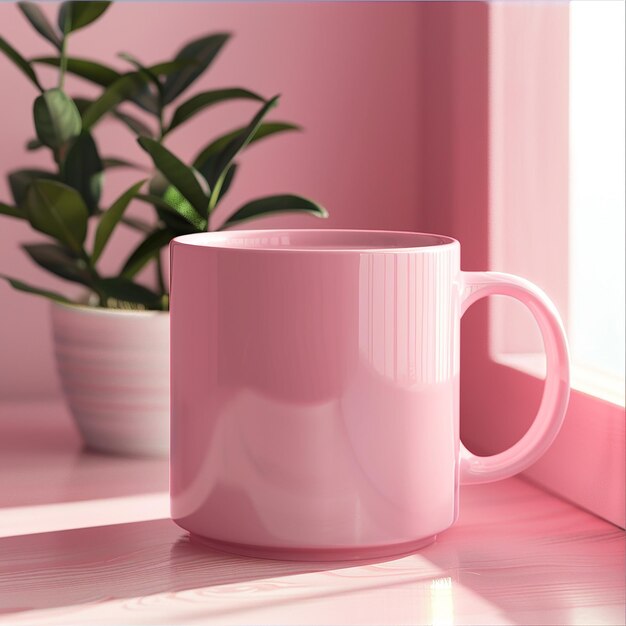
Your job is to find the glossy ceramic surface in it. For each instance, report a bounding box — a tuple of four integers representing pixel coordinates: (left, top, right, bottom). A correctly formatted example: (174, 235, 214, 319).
(169, 230, 570, 559)
(51, 303, 170, 457)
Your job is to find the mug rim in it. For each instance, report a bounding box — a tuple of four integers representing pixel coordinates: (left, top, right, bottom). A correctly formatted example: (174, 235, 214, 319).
(171, 229, 459, 253)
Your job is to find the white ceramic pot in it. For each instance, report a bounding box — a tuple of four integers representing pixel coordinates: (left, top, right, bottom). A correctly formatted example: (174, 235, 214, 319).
(50, 301, 170, 457)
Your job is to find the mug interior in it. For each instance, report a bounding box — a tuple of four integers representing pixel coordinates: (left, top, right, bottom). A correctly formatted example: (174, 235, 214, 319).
(173, 230, 456, 251)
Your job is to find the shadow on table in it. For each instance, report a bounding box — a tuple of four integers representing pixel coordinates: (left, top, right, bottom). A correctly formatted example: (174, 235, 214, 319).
(0, 518, 399, 615)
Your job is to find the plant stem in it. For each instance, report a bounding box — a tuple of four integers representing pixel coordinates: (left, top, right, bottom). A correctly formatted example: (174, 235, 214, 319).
(157, 103, 165, 143)
(58, 37, 68, 90)
(154, 104, 168, 300)
(83, 255, 107, 307)
(58, 6, 72, 90)
(208, 173, 224, 213)
(155, 251, 166, 296)
(155, 82, 165, 141)
(157, 110, 165, 141)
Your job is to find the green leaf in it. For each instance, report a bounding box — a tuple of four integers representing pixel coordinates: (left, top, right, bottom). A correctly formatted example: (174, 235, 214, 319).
(207, 96, 279, 209)
(93, 207, 152, 233)
(221, 194, 328, 230)
(119, 215, 152, 233)
(211, 97, 279, 176)
(58, 1, 111, 34)
(143, 170, 208, 234)
(25, 138, 44, 151)
(8, 169, 58, 206)
(55, 94, 153, 137)
(149, 59, 197, 76)
(1, 275, 72, 303)
(81, 72, 150, 130)
(71, 97, 94, 116)
(135, 194, 193, 236)
(24, 180, 89, 252)
(144, 172, 196, 234)
(162, 33, 231, 104)
(132, 90, 160, 117)
(121, 229, 172, 279)
(162, 186, 208, 230)
(92, 180, 146, 263)
(193, 121, 299, 177)
(137, 192, 206, 232)
(129, 60, 196, 115)
(137, 137, 208, 218)
(195, 161, 238, 212)
(121, 60, 196, 117)
(102, 157, 146, 171)
(22, 242, 93, 286)
(119, 52, 162, 96)
(31, 56, 120, 86)
(0, 36, 42, 91)
(62, 132, 103, 214)
(167, 88, 264, 134)
(98, 276, 162, 309)
(31, 57, 163, 115)
(18, 3, 62, 50)
(0, 203, 24, 220)
(33, 89, 82, 149)
(111, 109, 153, 137)
(214, 162, 237, 207)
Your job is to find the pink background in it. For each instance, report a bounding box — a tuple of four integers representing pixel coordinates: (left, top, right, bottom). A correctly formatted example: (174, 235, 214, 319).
(0, 2, 425, 399)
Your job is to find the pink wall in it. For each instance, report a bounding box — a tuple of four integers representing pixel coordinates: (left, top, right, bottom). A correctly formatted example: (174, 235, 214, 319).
(0, 2, 424, 399)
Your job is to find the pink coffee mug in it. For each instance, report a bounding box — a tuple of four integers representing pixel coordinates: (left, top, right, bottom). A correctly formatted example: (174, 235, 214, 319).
(169, 229, 569, 561)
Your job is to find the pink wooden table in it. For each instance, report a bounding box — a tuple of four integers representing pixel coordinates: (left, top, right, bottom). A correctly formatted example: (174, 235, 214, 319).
(0, 400, 623, 625)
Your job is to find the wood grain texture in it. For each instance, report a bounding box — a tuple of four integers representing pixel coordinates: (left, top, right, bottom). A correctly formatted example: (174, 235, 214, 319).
(0, 401, 624, 625)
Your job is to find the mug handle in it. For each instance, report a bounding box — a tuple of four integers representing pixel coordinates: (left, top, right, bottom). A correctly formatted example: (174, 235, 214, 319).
(459, 271, 570, 485)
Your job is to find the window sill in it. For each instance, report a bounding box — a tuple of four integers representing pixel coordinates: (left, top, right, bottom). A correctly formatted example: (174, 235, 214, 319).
(493, 352, 625, 407)
(475, 357, 626, 529)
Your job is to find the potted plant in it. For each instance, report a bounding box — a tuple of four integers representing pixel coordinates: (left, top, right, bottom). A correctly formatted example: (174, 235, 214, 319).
(0, 1, 328, 456)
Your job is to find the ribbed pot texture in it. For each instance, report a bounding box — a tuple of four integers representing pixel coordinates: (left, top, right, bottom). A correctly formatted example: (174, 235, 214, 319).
(50, 302, 170, 457)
